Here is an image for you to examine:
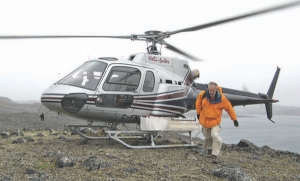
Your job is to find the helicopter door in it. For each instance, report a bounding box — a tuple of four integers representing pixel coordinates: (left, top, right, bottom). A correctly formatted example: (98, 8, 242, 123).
(87, 66, 142, 122)
(132, 69, 158, 116)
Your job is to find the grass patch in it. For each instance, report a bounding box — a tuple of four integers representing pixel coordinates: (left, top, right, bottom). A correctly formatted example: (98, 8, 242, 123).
(36, 162, 55, 170)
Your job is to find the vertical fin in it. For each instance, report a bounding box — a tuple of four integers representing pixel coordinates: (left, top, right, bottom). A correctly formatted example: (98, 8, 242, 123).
(264, 67, 281, 123)
(267, 66, 281, 99)
(265, 103, 275, 123)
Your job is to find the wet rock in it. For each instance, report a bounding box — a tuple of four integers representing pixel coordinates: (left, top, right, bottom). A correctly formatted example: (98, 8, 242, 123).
(57, 136, 67, 141)
(247, 154, 261, 161)
(99, 162, 112, 169)
(36, 133, 45, 137)
(106, 153, 118, 159)
(79, 139, 88, 145)
(10, 130, 22, 137)
(12, 137, 34, 144)
(25, 168, 36, 174)
(38, 172, 48, 179)
(51, 156, 75, 168)
(261, 145, 275, 154)
(83, 156, 112, 171)
(22, 128, 35, 132)
(163, 164, 170, 169)
(45, 150, 61, 157)
(191, 146, 207, 155)
(26, 137, 34, 142)
(237, 139, 261, 153)
(0, 132, 10, 138)
(29, 178, 46, 181)
(49, 129, 58, 135)
(275, 150, 297, 155)
(83, 156, 100, 171)
(292, 156, 300, 163)
(0, 176, 11, 181)
(123, 167, 138, 173)
(212, 164, 252, 181)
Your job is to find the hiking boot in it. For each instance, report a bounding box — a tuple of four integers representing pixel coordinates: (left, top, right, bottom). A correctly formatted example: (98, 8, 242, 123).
(207, 149, 212, 155)
(211, 155, 218, 164)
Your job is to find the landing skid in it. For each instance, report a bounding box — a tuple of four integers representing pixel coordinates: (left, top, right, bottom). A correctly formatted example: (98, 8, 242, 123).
(66, 117, 201, 149)
(106, 130, 197, 149)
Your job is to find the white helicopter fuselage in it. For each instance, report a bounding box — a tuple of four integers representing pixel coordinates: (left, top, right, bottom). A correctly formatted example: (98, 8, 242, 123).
(41, 53, 200, 123)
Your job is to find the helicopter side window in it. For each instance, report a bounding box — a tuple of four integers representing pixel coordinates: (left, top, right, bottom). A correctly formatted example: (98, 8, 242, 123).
(166, 80, 172, 84)
(103, 66, 141, 92)
(58, 61, 107, 91)
(143, 71, 155, 92)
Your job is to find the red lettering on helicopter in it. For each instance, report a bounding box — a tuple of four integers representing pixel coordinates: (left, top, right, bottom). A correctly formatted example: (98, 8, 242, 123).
(148, 55, 171, 65)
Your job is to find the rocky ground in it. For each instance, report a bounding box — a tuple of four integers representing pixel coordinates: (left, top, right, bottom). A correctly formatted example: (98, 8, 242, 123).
(1, 121, 300, 181)
(0, 98, 300, 181)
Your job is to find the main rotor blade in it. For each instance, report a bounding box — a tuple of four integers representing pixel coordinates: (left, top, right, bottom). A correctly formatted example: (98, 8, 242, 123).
(0, 35, 133, 39)
(168, 1, 300, 35)
(161, 40, 203, 61)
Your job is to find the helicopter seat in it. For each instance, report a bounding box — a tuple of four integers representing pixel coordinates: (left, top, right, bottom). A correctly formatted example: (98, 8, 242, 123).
(103, 76, 122, 91)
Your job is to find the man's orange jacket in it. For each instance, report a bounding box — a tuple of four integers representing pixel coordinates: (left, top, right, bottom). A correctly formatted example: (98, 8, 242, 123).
(195, 86, 237, 129)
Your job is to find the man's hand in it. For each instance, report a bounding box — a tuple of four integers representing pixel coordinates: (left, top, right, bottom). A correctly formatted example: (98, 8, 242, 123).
(234, 120, 239, 127)
(197, 114, 200, 120)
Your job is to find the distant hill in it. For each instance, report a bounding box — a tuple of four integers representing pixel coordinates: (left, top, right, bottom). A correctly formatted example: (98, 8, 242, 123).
(0, 96, 84, 131)
(14, 100, 40, 104)
(0, 96, 14, 104)
(0, 96, 41, 113)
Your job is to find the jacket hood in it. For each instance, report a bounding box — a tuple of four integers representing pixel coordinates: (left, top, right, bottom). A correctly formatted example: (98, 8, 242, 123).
(217, 86, 223, 93)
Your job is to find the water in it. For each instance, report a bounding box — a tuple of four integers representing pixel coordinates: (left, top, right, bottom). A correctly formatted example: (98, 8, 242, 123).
(192, 115, 300, 153)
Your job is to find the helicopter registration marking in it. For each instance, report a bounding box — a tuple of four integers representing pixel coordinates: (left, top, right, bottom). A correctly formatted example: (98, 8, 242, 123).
(147, 55, 172, 66)
(122, 114, 140, 120)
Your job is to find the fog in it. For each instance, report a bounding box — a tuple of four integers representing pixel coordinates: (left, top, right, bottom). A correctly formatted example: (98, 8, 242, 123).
(0, 0, 299, 106)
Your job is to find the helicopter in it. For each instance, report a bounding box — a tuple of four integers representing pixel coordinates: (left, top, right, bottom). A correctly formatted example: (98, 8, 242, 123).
(1, 1, 299, 148)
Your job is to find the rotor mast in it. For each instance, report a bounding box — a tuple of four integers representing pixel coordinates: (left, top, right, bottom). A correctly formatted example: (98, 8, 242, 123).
(144, 30, 162, 55)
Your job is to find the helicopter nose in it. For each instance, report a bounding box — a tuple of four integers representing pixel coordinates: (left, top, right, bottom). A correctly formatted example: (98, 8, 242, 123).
(61, 93, 88, 113)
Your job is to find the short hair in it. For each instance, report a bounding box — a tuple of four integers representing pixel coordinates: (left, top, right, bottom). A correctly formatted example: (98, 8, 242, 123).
(208, 81, 218, 87)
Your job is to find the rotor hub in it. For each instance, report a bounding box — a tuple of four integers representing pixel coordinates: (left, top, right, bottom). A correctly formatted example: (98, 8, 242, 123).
(145, 31, 162, 36)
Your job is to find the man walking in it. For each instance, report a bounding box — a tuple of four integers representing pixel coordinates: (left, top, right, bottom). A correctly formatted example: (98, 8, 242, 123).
(195, 81, 238, 163)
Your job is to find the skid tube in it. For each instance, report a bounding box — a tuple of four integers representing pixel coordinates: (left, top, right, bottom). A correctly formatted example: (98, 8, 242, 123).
(106, 130, 197, 149)
(66, 116, 202, 148)
(66, 124, 199, 149)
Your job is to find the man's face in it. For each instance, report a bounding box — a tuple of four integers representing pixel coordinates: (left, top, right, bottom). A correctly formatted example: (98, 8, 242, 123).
(208, 85, 217, 97)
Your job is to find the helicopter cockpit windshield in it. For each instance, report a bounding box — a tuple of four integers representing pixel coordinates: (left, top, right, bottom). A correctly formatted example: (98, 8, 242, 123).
(58, 61, 107, 90)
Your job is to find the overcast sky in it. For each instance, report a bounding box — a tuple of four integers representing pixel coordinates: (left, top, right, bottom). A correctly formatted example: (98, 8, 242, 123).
(0, 0, 299, 106)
